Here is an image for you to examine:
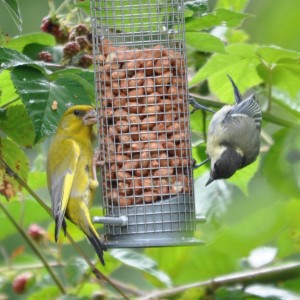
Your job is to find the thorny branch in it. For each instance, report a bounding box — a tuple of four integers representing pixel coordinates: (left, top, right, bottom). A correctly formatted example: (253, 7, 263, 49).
(0, 156, 139, 299)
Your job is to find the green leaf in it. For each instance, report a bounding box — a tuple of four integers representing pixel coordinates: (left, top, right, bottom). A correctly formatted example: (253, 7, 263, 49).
(6, 33, 56, 52)
(49, 71, 95, 101)
(23, 44, 63, 64)
(184, 0, 208, 13)
(0, 105, 35, 146)
(277, 200, 300, 258)
(0, 70, 19, 106)
(185, 8, 252, 31)
(216, 0, 249, 11)
(1, 0, 22, 32)
(195, 175, 233, 219)
(10, 65, 93, 143)
(227, 157, 260, 195)
(256, 45, 300, 64)
(271, 61, 300, 98)
(0, 47, 43, 72)
(190, 43, 262, 102)
(28, 286, 60, 300)
(262, 129, 300, 197)
(186, 32, 225, 53)
(0, 137, 29, 200)
(64, 257, 89, 285)
(110, 248, 173, 287)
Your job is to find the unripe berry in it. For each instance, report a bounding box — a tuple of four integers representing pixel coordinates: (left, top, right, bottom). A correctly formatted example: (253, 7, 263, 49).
(38, 51, 52, 62)
(27, 224, 46, 242)
(12, 272, 32, 294)
(63, 41, 81, 58)
(74, 24, 89, 36)
(78, 54, 93, 68)
(75, 36, 90, 50)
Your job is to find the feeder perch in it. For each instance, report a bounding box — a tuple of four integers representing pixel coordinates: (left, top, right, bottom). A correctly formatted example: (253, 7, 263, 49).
(90, 0, 205, 248)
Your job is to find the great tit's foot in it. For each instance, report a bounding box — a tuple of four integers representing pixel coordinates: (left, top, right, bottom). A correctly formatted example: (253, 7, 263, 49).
(189, 95, 215, 114)
(193, 157, 210, 170)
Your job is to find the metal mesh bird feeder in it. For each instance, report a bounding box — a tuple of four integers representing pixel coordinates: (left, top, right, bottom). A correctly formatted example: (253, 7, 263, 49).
(90, 0, 205, 248)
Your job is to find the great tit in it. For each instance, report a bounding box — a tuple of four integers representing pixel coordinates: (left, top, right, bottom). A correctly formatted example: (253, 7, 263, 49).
(205, 75, 262, 185)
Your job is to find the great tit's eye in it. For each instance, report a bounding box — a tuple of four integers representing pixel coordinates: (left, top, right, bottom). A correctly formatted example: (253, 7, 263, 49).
(73, 110, 81, 116)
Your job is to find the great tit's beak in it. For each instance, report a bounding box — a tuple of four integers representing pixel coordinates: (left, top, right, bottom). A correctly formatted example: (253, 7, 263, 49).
(83, 109, 97, 126)
(205, 175, 214, 186)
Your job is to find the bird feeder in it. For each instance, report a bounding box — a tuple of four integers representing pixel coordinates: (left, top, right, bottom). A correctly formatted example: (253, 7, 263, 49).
(90, 0, 205, 248)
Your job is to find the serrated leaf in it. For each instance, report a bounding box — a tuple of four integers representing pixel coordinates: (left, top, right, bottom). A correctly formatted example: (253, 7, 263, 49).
(0, 47, 44, 72)
(0, 104, 35, 146)
(190, 43, 262, 102)
(186, 32, 225, 53)
(0, 70, 19, 106)
(6, 33, 56, 52)
(10, 65, 93, 143)
(27, 286, 60, 300)
(64, 257, 89, 285)
(194, 174, 233, 220)
(0, 137, 29, 200)
(184, 0, 208, 13)
(262, 129, 300, 197)
(186, 8, 252, 31)
(271, 61, 300, 98)
(110, 248, 173, 287)
(1, 0, 22, 32)
(256, 46, 300, 64)
(216, 0, 249, 11)
(227, 157, 260, 195)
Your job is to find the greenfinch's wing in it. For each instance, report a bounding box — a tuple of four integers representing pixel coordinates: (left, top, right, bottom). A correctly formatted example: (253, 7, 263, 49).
(48, 139, 80, 241)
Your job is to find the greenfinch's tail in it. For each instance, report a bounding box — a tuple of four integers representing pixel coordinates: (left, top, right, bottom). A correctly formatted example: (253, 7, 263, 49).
(87, 226, 107, 266)
(55, 217, 67, 242)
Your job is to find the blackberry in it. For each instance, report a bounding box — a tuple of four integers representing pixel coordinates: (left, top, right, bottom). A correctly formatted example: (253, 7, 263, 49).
(74, 24, 89, 36)
(78, 54, 93, 68)
(38, 51, 52, 62)
(75, 36, 90, 50)
(63, 41, 81, 58)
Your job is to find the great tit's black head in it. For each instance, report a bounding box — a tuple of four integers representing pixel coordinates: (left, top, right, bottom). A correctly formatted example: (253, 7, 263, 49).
(206, 145, 244, 185)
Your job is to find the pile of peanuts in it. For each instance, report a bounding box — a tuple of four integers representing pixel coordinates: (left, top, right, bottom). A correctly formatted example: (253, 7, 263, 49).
(96, 39, 193, 206)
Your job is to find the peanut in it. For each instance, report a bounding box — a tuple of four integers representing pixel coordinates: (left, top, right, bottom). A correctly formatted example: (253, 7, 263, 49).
(115, 120, 129, 133)
(154, 71, 172, 85)
(153, 167, 174, 177)
(144, 77, 155, 94)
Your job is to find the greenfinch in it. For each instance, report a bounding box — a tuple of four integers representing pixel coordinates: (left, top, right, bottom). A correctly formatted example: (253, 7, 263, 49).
(46, 105, 107, 265)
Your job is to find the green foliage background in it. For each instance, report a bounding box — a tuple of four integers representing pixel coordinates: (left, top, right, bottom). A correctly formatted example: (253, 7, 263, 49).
(0, 0, 300, 299)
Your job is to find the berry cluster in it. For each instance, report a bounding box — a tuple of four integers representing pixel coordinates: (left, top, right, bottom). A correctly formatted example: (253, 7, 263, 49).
(39, 16, 93, 68)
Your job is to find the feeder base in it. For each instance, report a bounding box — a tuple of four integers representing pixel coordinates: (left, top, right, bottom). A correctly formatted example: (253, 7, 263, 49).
(105, 232, 204, 248)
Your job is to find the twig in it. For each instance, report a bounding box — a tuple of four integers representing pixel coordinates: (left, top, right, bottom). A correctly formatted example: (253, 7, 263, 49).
(0, 201, 66, 295)
(0, 261, 64, 273)
(138, 262, 300, 300)
(0, 156, 132, 300)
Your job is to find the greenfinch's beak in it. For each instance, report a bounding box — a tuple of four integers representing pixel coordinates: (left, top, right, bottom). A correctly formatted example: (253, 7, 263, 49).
(83, 109, 97, 126)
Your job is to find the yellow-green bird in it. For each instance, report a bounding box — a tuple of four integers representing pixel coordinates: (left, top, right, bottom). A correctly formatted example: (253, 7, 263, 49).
(46, 105, 107, 265)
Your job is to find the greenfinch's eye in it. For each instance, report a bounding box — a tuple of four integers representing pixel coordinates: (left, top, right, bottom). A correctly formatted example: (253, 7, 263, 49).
(73, 110, 81, 116)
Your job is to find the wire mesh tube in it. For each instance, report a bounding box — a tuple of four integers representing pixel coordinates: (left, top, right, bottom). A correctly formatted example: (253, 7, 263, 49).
(90, 0, 204, 247)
